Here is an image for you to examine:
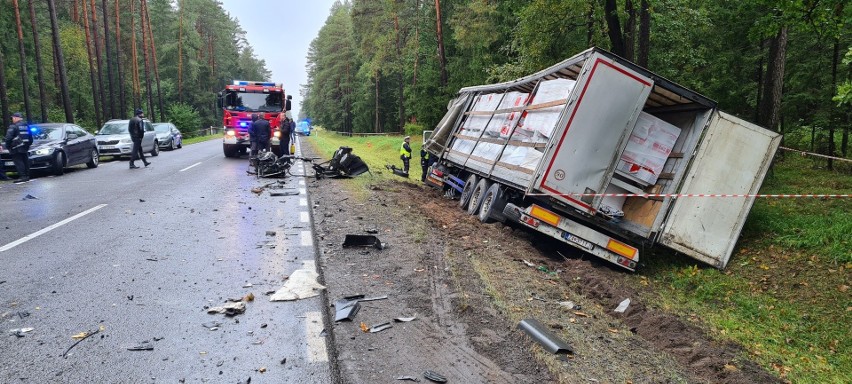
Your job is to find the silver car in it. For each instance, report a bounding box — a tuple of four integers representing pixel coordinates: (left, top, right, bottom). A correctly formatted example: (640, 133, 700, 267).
(96, 119, 159, 158)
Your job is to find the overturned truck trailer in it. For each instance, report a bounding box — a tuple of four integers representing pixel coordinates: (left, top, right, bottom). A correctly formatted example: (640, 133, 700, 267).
(424, 47, 780, 271)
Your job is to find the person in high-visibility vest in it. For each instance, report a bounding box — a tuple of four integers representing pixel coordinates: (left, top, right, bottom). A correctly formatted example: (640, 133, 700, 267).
(399, 136, 412, 174)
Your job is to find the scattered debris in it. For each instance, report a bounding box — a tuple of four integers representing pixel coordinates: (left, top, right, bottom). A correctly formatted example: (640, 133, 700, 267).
(243, 293, 255, 302)
(369, 322, 393, 333)
(394, 315, 417, 323)
(207, 301, 246, 316)
(385, 164, 409, 178)
(257, 367, 267, 373)
(201, 321, 222, 330)
(269, 190, 299, 196)
(145, 258, 158, 262)
(333, 296, 363, 322)
(359, 322, 369, 333)
(243, 283, 254, 288)
(522, 259, 535, 267)
(359, 295, 388, 302)
(280, 358, 287, 365)
(518, 318, 574, 355)
(396, 376, 421, 382)
(127, 340, 154, 351)
(423, 370, 448, 383)
(342, 234, 385, 250)
(9, 327, 34, 337)
(270, 261, 326, 301)
(558, 301, 575, 310)
(265, 231, 277, 236)
(22, 194, 38, 200)
(62, 327, 102, 358)
(614, 298, 631, 313)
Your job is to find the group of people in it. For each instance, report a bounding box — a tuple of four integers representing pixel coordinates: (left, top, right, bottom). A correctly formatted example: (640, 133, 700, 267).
(249, 113, 296, 160)
(399, 135, 436, 182)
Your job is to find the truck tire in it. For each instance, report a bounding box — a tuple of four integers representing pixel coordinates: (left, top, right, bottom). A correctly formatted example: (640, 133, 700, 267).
(223, 143, 238, 158)
(458, 174, 478, 209)
(467, 178, 492, 215)
(478, 183, 507, 223)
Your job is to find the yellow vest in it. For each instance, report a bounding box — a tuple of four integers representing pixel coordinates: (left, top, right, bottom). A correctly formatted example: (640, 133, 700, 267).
(400, 142, 412, 158)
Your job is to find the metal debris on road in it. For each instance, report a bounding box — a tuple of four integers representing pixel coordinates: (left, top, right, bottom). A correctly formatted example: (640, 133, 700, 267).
(614, 298, 631, 313)
(265, 230, 277, 236)
(269, 190, 299, 196)
(423, 370, 448, 383)
(396, 376, 421, 382)
(127, 341, 154, 351)
(333, 296, 363, 322)
(207, 301, 246, 316)
(369, 322, 393, 333)
(201, 321, 222, 330)
(518, 318, 573, 355)
(9, 327, 34, 337)
(342, 234, 385, 250)
(394, 315, 417, 322)
(62, 327, 103, 358)
(558, 301, 576, 310)
(22, 194, 38, 200)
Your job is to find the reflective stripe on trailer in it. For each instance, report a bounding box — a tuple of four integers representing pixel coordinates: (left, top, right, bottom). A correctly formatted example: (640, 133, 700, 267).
(516, 204, 638, 271)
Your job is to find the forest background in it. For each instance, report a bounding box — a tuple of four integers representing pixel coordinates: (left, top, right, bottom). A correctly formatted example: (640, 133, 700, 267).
(0, 0, 849, 160)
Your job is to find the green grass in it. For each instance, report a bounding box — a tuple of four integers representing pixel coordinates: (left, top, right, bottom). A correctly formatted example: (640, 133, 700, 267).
(639, 155, 851, 383)
(307, 132, 851, 383)
(303, 128, 425, 200)
(183, 133, 220, 146)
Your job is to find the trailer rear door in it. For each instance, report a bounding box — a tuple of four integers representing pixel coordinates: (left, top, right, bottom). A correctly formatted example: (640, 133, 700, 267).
(534, 54, 653, 213)
(659, 111, 781, 268)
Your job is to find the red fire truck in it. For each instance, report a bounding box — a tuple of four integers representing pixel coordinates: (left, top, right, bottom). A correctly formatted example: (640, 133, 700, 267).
(217, 80, 292, 158)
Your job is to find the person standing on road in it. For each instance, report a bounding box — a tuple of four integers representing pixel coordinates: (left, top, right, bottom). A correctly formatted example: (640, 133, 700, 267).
(128, 108, 150, 169)
(279, 116, 292, 157)
(289, 118, 296, 154)
(400, 136, 412, 174)
(250, 113, 271, 158)
(4, 112, 33, 183)
(420, 146, 436, 183)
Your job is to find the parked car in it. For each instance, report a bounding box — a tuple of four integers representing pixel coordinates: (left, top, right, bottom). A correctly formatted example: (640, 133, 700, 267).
(96, 119, 159, 158)
(153, 122, 183, 150)
(1, 123, 99, 176)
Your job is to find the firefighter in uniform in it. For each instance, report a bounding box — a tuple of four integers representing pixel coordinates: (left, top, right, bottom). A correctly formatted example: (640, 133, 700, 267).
(400, 136, 412, 174)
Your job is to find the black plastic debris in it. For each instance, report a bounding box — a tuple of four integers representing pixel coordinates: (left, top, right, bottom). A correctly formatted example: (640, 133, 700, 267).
(334, 295, 364, 322)
(369, 322, 393, 333)
(22, 194, 38, 200)
(310, 146, 371, 179)
(396, 376, 421, 382)
(517, 318, 573, 355)
(343, 235, 385, 250)
(423, 370, 447, 383)
(269, 190, 299, 197)
(385, 164, 409, 178)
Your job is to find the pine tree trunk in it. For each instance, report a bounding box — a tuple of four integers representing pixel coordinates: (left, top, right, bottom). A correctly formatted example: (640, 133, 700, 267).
(0, 47, 9, 127)
(375, 70, 381, 133)
(624, 0, 635, 62)
(604, 0, 626, 57)
(129, 0, 141, 108)
(12, 0, 34, 121)
(28, 0, 49, 122)
(114, 0, 127, 116)
(139, 0, 155, 117)
(101, 0, 116, 119)
(637, 0, 650, 67)
(178, 0, 184, 102)
(142, 0, 165, 121)
(81, 0, 103, 127)
(88, 0, 108, 120)
(585, 1, 594, 47)
(395, 11, 404, 132)
(757, 26, 788, 136)
(48, 0, 74, 123)
(434, 0, 447, 87)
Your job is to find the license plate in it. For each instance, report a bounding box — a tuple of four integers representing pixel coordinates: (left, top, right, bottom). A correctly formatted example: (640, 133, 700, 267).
(562, 231, 593, 250)
(100, 145, 115, 150)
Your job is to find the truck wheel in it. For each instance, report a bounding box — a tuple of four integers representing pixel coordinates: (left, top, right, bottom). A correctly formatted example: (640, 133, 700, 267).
(458, 174, 478, 209)
(478, 183, 507, 223)
(467, 178, 492, 215)
(223, 144, 238, 158)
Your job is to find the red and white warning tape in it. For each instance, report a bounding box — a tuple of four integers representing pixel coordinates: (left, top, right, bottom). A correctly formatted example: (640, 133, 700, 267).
(526, 193, 851, 198)
(779, 146, 852, 163)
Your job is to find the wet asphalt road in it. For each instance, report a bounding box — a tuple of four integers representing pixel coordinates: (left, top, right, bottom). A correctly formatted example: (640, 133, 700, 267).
(0, 138, 332, 383)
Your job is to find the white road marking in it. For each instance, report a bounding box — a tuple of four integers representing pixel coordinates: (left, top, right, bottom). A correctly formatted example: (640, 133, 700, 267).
(300, 212, 310, 223)
(179, 162, 202, 172)
(300, 231, 313, 247)
(299, 198, 307, 206)
(299, 188, 306, 195)
(0, 204, 108, 252)
(305, 311, 329, 363)
(298, 180, 305, 186)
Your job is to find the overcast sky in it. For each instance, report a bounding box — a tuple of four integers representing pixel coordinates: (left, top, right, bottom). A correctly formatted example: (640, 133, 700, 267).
(218, 0, 337, 118)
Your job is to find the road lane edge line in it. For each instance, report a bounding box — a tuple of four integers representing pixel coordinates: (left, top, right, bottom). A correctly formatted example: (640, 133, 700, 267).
(179, 162, 202, 172)
(0, 204, 108, 252)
